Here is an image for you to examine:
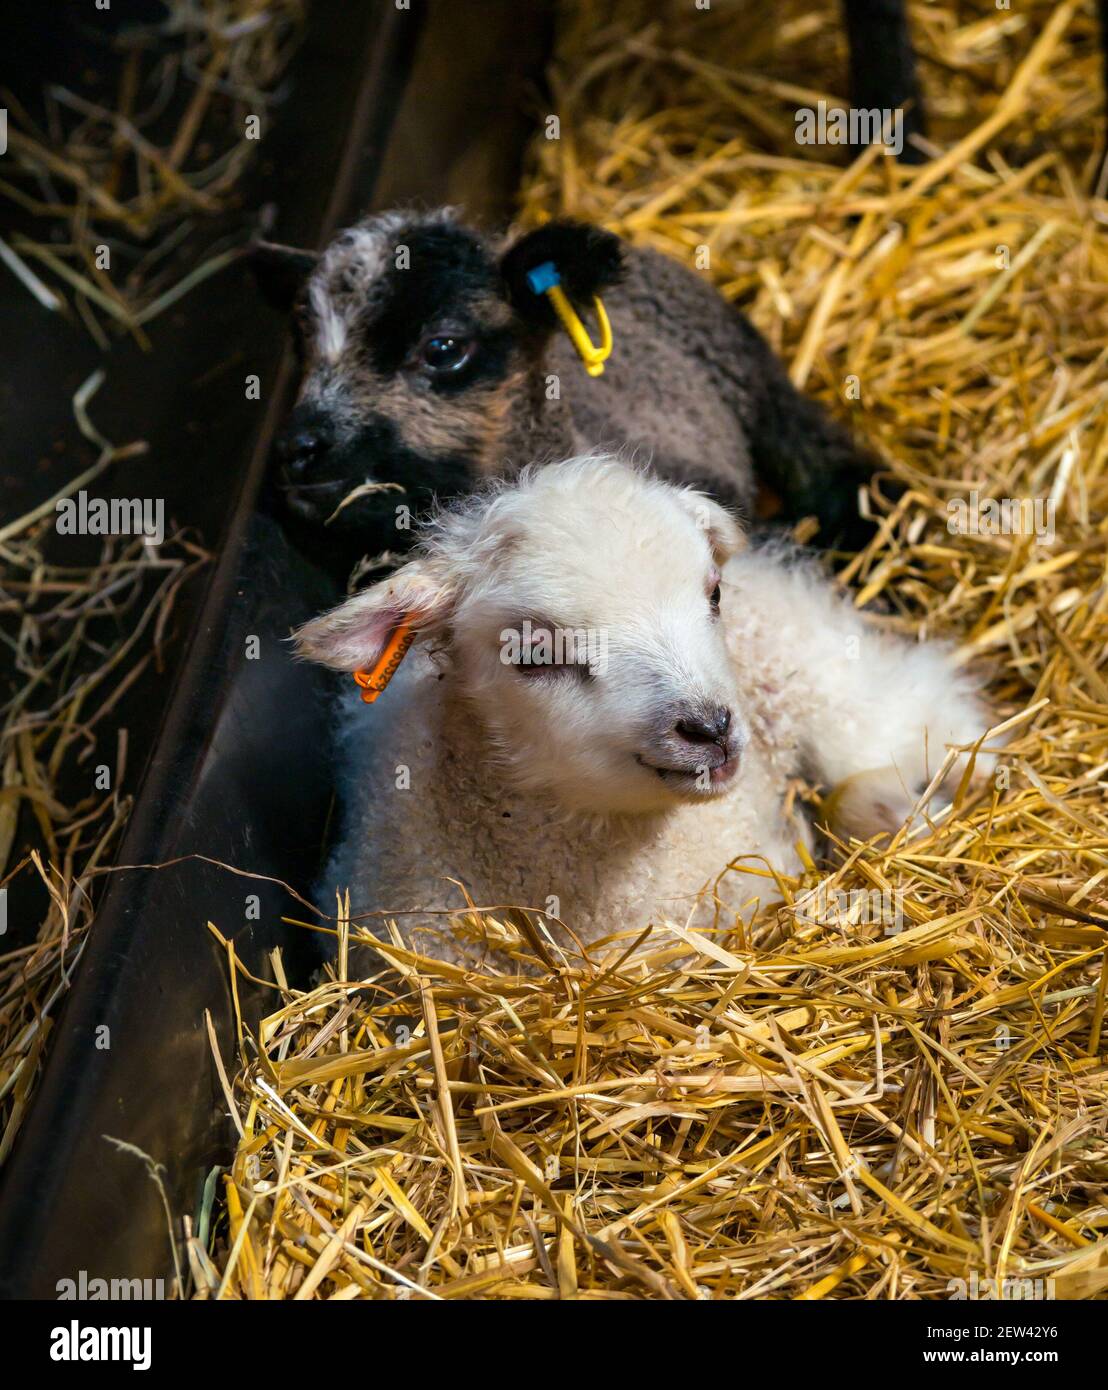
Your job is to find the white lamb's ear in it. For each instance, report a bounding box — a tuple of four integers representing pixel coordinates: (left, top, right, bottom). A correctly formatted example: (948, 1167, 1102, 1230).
(293, 559, 455, 672)
(679, 492, 745, 564)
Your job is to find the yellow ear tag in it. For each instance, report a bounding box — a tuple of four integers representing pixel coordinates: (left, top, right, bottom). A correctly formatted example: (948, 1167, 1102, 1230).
(352, 617, 416, 704)
(526, 261, 613, 378)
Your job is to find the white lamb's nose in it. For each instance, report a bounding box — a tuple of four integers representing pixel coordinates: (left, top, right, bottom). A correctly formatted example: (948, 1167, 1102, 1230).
(674, 705, 732, 748)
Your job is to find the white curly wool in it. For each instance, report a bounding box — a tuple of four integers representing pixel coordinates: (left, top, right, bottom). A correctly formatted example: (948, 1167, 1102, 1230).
(296, 456, 993, 965)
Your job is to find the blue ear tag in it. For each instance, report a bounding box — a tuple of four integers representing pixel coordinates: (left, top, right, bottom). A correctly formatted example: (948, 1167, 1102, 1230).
(525, 260, 561, 295)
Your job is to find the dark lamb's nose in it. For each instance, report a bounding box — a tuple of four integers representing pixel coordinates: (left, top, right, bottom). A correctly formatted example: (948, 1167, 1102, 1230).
(675, 706, 732, 747)
(276, 421, 332, 480)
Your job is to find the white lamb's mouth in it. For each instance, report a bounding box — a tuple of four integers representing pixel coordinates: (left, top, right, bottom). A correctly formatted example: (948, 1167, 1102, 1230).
(635, 750, 740, 788)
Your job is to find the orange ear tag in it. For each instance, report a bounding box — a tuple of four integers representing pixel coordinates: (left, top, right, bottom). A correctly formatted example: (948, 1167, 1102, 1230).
(352, 617, 417, 704)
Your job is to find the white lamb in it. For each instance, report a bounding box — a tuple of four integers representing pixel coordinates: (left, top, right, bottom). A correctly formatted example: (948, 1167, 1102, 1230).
(295, 455, 994, 965)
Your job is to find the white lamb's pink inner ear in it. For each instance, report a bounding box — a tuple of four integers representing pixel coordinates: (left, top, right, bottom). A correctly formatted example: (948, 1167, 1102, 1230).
(295, 558, 456, 672)
(294, 594, 406, 672)
(355, 606, 410, 671)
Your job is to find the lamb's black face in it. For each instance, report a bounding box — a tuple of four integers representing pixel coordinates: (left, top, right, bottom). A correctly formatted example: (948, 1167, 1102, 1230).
(258, 212, 626, 547)
(267, 215, 520, 543)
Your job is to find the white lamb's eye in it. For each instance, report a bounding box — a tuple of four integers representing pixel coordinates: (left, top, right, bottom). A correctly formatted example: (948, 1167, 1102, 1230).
(707, 569, 722, 613)
(511, 627, 593, 681)
(517, 649, 590, 680)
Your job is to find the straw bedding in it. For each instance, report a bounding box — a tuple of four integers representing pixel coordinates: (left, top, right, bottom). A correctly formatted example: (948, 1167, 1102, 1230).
(137, 0, 1108, 1299)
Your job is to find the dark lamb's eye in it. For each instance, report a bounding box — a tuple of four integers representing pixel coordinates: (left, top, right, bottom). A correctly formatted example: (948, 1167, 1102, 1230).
(709, 584, 722, 613)
(420, 335, 475, 373)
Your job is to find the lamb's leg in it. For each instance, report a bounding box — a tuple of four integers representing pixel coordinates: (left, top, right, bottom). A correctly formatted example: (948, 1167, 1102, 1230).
(841, 0, 927, 164)
(734, 315, 897, 550)
(730, 550, 995, 838)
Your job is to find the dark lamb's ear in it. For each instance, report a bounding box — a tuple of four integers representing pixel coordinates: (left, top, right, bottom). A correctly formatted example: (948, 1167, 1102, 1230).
(248, 240, 320, 313)
(500, 220, 626, 328)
